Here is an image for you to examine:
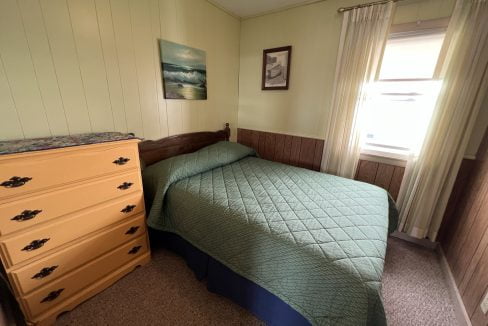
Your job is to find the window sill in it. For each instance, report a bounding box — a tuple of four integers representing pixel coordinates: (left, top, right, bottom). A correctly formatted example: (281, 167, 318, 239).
(360, 145, 409, 165)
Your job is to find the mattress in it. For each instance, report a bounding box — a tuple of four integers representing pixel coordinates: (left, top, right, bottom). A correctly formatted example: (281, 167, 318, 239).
(143, 141, 398, 326)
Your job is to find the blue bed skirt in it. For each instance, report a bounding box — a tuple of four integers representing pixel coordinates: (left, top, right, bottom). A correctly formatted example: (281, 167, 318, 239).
(151, 229, 310, 326)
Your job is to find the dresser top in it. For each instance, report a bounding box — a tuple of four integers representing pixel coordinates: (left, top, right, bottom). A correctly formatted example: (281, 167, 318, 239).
(0, 132, 138, 155)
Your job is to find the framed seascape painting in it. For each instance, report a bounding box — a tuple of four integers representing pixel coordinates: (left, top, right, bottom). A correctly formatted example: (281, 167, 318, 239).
(262, 46, 292, 90)
(159, 40, 207, 100)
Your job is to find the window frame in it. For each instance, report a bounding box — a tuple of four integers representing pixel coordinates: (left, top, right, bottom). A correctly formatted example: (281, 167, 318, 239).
(375, 17, 450, 82)
(362, 18, 450, 159)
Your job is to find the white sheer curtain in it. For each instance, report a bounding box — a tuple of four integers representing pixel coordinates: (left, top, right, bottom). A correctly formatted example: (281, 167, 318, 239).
(397, 0, 488, 240)
(321, 2, 395, 178)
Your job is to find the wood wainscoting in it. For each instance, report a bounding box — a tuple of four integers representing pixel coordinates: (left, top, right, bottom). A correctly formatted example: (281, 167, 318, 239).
(237, 128, 324, 171)
(355, 158, 406, 200)
(237, 128, 406, 200)
(439, 128, 488, 326)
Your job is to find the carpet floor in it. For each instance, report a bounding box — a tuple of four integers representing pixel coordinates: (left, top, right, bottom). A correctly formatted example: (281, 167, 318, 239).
(56, 237, 458, 326)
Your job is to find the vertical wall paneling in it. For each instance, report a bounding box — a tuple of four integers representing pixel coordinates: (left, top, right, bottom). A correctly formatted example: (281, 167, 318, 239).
(312, 140, 324, 171)
(460, 211, 488, 316)
(290, 137, 302, 166)
(159, 0, 178, 41)
(374, 164, 395, 190)
(150, 0, 168, 138)
(274, 134, 285, 163)
(0, 0, 51, 138)
(18, 0, 69, 136)
(282, 135, 293, 165)
(181, 101, 199, 134)
(258, 133, 266, 158)
(447, 158, 488, 282)
(299, 138, 316, 170)
(166, 101, 182, 136)
(0, 0, 240, 141)
(388, 166, 405, 200)
(250, 130, 260, 151)
(355, 160, 406, 200)
(356, 161, 379, 184)
(179, 0, 204, 134)
(129, 0, 161, 139)
(68, 0, 114, 132)
(237, 128, 325, 171)
(438, 159, 476, 245)
(441, 129, 488, 326)
(160, 0, 182, 136)
(40, 0, 93, 134)
(458, 189, 488, 294)
(94, 0, 128, 133)
(110, 0, 144, 137)
(0, 57, 23, 140)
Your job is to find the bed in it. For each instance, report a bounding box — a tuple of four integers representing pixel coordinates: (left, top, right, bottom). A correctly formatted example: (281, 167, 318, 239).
(139, 124, 398, 326)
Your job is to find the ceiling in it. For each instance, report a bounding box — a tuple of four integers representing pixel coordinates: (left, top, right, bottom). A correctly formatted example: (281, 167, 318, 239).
(208, 0, 320, 19)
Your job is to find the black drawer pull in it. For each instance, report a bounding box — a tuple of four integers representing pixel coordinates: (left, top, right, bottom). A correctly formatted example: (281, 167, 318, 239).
(11, 209, 42, 222)
(117, 182, 133, 190)
(113, 157, 130, 165)
(32, 266, 58, 280)
(128, 246, 142, 254)
(40, 288, 64, 303)
(121, 205, 136, 213)
(1, 176, 32, 188)
(125, 226, 140, 235)
(22, 238, 50, 252)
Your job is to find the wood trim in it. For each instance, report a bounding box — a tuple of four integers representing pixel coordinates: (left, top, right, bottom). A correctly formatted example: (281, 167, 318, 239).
(440, 127, 488, 326)
(437, 246, 472, 326)
(237, 128, 323, 171)
(138, 123, 230, 166)
(355, 159, 405, 200)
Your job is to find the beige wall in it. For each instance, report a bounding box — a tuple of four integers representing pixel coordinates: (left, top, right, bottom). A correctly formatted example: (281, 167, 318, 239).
(238, 0, 470, 142)
(0, 0, 240, 141)
(1, 0, 484, 155)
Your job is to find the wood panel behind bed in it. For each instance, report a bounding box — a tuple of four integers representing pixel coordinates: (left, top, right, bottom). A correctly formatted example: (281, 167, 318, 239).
(237, 128, 324, 171)
(237, 128, 406, 200)
(138, 123, 230, 166)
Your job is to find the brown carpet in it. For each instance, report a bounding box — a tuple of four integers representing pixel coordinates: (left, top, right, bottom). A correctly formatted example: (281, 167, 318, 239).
(56, 237, 458, 326)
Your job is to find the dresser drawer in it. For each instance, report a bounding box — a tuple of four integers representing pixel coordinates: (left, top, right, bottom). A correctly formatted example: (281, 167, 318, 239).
(9, 214, 146, 295)
(20, 235, 148, 318)
(0, 193, 144, 268)
(0, 171, 142, 236)
(0, 141, 139, 201)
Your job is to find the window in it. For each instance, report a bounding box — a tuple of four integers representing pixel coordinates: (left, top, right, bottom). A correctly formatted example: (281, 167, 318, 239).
(361, 26, 446, 157)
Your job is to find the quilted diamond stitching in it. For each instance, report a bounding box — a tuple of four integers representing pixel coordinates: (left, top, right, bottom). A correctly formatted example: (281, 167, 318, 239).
(148, 146, 395, 325)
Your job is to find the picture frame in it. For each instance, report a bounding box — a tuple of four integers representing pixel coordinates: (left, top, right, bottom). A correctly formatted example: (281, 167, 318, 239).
(262, 46, 292, 90)
(159, 39, 207, 100)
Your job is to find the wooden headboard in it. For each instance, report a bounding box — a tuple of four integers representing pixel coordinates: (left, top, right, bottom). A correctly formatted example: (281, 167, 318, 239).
(138, 123, 230, 166)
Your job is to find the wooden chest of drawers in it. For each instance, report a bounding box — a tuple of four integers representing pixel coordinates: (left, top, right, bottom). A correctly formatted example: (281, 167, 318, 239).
(0, 134, 150, 325)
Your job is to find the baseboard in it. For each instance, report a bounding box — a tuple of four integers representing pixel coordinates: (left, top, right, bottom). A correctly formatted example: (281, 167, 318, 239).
(437, 246, 472, 326)
(390, 231, 438, 250)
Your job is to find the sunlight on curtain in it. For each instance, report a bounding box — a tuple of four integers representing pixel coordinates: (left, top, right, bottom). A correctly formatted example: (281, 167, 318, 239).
(397, 0, 488, 240)
(320, 2, 395, 178)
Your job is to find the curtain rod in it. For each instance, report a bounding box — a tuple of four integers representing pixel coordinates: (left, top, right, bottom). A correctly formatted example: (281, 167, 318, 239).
(338, 0, 406, 13)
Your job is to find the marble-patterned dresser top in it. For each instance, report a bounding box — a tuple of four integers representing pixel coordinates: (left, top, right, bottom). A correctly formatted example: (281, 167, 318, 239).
(0, 132, 139, 155)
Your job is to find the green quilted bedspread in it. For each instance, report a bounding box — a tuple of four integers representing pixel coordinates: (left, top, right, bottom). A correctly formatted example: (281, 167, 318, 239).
(143, 142, 398, 326)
